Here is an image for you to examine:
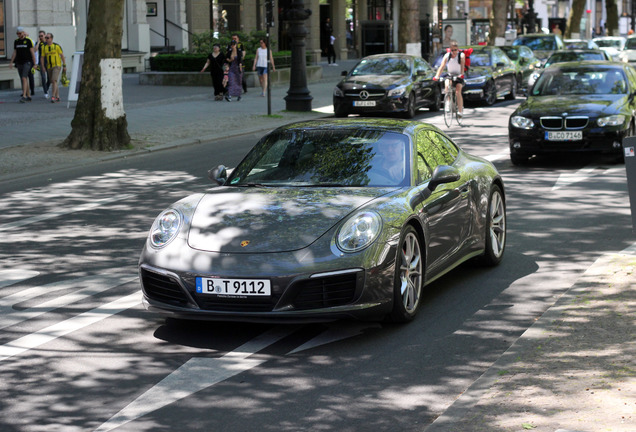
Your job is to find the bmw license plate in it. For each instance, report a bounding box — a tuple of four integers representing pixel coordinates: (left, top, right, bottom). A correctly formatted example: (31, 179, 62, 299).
(545, 131, 582, 141)
(353, 101, 376, 107)
(196, 277, 271, 297)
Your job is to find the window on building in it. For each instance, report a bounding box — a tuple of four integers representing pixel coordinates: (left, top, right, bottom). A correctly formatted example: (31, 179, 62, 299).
(367, 0, 391, 21)
(0, 0, 5, 58)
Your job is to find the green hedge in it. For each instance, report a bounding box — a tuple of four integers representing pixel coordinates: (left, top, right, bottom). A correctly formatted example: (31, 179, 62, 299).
(149, 51, 312, 72)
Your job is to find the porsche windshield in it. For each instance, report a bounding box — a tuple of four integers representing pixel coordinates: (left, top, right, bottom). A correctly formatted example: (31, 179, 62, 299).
(350, 58, 412, 76)
(228, 129, 410, 187)
(531, 68, 627, 96)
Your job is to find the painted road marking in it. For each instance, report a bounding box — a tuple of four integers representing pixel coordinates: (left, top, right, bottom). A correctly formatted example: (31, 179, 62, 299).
(94, 326, 299, 432)
(0, 269, 39, 289)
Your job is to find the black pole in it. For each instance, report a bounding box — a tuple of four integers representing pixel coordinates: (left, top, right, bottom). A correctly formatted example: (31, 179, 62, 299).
(283, 0, 312, 111)
(267, 31, 271, 115)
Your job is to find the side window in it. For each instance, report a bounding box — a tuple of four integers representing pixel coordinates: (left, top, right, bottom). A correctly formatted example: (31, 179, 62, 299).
(435, 133, 459, 163)
(416, 130, 446, 171)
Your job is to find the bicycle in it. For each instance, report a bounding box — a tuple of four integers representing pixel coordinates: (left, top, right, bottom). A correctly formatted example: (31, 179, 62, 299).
(441, 75, 463, 127)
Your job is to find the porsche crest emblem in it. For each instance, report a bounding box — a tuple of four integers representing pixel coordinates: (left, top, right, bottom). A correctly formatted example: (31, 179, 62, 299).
(240, 240, 250, 247)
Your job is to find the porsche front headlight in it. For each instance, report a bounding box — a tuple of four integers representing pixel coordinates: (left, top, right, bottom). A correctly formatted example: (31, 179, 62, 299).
(597, 115, 625, 127)
(149, 209, 182, 248)
(336, 211, 382, 253)
(510, 116, 534, 129)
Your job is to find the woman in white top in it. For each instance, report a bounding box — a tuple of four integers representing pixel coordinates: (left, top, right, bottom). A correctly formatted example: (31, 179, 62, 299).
(434, 40, 465, 117)
(252, 39, 276, 97)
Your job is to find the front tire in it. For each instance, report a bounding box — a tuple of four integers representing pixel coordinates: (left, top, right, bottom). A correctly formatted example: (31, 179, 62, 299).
(505, 78, 517, 100)
(429, 87, 441, 112)
(334, 106, 349, 118)
(476, 185, 506, 266)
(443, 91, 453, 128)
(403, 92, 417, 118)
(389, 225, 424, 322)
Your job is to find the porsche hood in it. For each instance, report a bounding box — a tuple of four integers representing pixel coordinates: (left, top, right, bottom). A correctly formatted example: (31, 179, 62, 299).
(187, 187, 393, 253)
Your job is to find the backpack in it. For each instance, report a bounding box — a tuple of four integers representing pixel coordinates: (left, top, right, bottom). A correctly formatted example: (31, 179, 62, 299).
(446, 47, 472, 71)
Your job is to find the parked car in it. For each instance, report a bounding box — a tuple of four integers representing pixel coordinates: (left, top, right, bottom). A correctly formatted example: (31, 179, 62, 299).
(512, 33, 565, 66)
(592, 36, 626, 61)
(432, 45, 517, 105)
(509, 61, 636, 165)
(332, 54, 442, 118)
(564, 38, 600, 49)
(500, 45, 542, 94)
(139, 119, 507, 323)
(619, 35, 636, 64)
(526, 49, 612, 89)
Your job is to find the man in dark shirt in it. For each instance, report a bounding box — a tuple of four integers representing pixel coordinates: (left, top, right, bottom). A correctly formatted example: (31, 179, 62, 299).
(10, 26, 36, 103)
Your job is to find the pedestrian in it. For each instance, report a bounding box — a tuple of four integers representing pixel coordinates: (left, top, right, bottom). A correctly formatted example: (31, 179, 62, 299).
(327, 34, 337, 66)
(41, 33, 66, 103)
(252, 39, 276, 97)
(322, 18, 333, 56)
(10, 26, 36, 103)
(229, 33, 248, 93)
(200, 43, 227, 100)
(225, 37, 243, 101)
(35, 30, 50, 99)
(24, 32, 36, 97)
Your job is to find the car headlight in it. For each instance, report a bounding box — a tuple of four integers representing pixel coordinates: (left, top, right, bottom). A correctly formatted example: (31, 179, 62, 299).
(149, 209, 182, 248)
(465, 76, 486, 85)
(336, 211, 382, 253)
(510, 116, 534, 129)
(387, 85, 407, 97)
(333, 87, 344, 97)
(597, 115, 625, 127)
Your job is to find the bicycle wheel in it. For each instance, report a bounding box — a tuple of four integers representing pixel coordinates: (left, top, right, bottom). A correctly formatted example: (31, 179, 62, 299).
(443, 89, 453, 128)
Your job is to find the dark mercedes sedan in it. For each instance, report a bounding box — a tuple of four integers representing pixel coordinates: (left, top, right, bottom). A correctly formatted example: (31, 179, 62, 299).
(509, 61, 636, 165)
(333, 54, 442, 118)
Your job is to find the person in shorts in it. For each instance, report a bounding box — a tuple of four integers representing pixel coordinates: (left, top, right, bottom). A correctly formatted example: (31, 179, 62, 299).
(41, 33, 67, 103)
(10, 26, 36, 103)
(252, 39, 276, 97)
(434, 40, 466, 118)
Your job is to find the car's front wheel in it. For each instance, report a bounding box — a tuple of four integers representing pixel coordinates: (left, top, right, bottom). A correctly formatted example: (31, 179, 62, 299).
(505, 78, 517, 100)
(403, 92, 417, 118)
(476, 184, 506, 266)
(389, 225, 423, 322)
(429, 87, 441, 112)
(334, 106, 349, 118)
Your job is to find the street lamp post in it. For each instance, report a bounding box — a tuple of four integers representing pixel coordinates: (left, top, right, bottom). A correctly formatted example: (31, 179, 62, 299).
(283, 0, 313, 111)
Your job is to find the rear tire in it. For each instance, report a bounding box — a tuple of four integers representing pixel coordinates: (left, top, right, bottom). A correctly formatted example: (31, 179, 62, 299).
(389, 225, 423, 322)
(476, 185, 506, 266)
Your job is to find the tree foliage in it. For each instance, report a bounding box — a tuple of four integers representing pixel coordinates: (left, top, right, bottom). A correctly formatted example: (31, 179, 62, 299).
(62, 0, 130, 151)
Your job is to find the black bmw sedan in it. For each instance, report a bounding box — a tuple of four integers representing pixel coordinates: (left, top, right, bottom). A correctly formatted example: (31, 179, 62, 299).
(509, 61, 636, 165)
(333, 54, 442, 118)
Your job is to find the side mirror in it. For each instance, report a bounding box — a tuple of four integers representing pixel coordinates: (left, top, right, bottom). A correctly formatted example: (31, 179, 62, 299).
(341, 70, 348, 76)
(428, 165, 461, 191)
(496, 61, 505, 68)
(208, 164, 228, 185)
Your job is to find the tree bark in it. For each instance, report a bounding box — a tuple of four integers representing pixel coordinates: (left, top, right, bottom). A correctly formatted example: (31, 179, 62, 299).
(62, 0, 130, 151)
(488, 0, 510, 45)
(398, 0, 419, 53)
(565, 0, 586, 38)
(606, 0, 619, 36)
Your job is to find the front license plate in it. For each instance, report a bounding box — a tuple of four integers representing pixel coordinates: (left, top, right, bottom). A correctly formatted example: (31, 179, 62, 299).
(353, 101, 376, 107)
(196, 277, 271, 297)
(545, 131, 583, 141)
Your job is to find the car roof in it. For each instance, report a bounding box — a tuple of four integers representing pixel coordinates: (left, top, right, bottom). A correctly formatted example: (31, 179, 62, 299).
(274, 119, 438, 136)
(543, 60, 626, 70)
(362, 53, 420, 60)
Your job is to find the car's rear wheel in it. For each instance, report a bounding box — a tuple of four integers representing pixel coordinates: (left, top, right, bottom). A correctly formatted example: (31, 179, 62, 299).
(505, 78, 517, 100)
(389, 225, 423, 322)
(403, 92, 417, 118)
(484, 80, 497, 106)
(476, 185, 506, 266)
(429, 87, 441, 112)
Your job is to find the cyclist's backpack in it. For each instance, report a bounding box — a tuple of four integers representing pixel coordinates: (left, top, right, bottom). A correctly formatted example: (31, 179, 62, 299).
(446, 47, 473, 71)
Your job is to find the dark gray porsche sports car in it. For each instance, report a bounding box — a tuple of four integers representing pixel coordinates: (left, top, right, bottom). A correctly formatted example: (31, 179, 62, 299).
(139, 119, 506, 323)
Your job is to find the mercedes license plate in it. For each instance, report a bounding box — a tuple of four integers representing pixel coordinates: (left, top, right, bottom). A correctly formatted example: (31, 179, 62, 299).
(196, 277, 271, 297)
(545, 131, 582, 141)
(353, 101, 376, 107)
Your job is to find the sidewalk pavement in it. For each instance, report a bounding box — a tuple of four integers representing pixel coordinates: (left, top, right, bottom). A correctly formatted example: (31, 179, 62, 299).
(0, 58, 634, 432)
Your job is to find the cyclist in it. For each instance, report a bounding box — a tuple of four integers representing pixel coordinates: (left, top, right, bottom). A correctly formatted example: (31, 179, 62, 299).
(434, 40, 465, 118)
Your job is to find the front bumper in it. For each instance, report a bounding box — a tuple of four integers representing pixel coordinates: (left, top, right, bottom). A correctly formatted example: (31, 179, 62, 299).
(333, 94, 411, 115)
(509, 126, 627, 156)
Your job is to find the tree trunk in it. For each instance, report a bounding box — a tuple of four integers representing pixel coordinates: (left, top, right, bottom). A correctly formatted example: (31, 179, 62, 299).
(606, 0, 619, 36)
(565, 0, 586, 39)
(488, 0, 510, 45)
(398, 0, 419, 53)
(62, 0, 130, 151)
